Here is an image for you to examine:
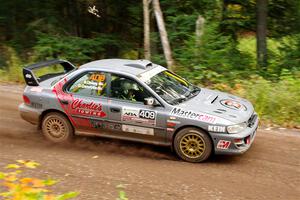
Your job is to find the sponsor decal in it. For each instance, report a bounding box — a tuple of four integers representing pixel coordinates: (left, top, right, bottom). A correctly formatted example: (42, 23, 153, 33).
(217, 140, 231, 149)
(170, 107, 216, 124)
(25, 74, 32, 78)
(139, 109, 156, 120)
(167, 120, 180, 124)
(71, 99, 106, 117)
(53, 78, 77, 126)
(122, 108, 139, 119)
(90, 119, 121, 131)
(90, 73, 106, 82)
(122, 125, 154, 136)
(76, 80, 105, 91)
(70, 72, 106, 95)
(167, 120, 180, 127)
(52, 78, 107, 128)
(138, 66, 165, 82)
(90, 119, 106, 129)
(208, 125, 226, 133)
(167, 128, 175, 132)
(220, 99, 247, 111)
(122, 107, 156, 125)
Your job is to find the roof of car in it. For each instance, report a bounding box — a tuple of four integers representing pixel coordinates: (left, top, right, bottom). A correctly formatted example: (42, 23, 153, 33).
(79, 59, 161, 76)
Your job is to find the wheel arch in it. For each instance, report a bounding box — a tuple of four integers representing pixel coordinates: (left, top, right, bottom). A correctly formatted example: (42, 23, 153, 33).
(38, 109, 73, 129)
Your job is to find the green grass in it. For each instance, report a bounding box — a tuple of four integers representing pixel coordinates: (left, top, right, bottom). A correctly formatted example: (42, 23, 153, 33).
(213, 75, 300, 127)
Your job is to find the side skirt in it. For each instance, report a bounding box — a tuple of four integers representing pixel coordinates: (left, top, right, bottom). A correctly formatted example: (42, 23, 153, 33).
(75, 130, 172, 147)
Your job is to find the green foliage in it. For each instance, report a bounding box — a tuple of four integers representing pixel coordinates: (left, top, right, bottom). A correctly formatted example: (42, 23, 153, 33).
(33, 33, 123, 65)
(116, 184, 128, 200)
(276, 34, 300, 73)
(175, 22, 253, 85)
(214, 74, 300, 127)
(0, 46, 23, 82)
(0, 160, 79, 200)
(0, 0, 299, 127)
(238, 35, 300, 78)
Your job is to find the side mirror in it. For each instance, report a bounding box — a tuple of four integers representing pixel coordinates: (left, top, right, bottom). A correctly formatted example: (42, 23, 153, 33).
(144, 97, 159, 106)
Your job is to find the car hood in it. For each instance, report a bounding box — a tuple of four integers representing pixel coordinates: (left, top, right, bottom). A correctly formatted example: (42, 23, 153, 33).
(177, 88, 254, 124)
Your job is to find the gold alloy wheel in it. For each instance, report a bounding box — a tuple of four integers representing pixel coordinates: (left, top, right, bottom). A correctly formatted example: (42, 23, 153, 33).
(45, 117, 66, 138)
(179, 133, 206, 159)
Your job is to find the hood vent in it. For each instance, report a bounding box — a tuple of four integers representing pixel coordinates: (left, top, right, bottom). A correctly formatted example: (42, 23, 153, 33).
(213, 111, 223, 114)
(211, 95, 218, 104)
(124, 60, 152, 69)
(213, 108, 226, 114)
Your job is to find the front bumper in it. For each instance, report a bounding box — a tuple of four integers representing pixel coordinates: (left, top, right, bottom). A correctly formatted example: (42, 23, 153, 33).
(19, 103, 41, 125)
(210, 115, 259, 155)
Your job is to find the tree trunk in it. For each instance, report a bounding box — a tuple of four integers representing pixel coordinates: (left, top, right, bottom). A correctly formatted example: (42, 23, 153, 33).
(143, 0, 151, 60)
(195, 15, 205, 51)
(256, 0, 268, 71)
(152, 0, 174, 69)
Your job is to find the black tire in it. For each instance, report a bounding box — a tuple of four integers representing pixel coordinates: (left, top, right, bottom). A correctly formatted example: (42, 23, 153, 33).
(41, 112, 74, 143)
(174, 128, 212, 163)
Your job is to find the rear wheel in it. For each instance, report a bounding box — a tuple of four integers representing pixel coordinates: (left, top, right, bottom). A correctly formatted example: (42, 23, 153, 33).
(42, 112, 73, 143)
(174, 128, 212, 163)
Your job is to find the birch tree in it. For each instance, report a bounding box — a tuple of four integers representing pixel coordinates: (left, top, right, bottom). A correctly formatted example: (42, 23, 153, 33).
(143, 0, 151, 60)
(152, 0, 174, 70)
(256, 0, 268, 70)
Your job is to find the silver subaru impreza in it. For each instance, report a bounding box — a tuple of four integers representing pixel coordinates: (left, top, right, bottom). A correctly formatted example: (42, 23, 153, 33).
(19, 59, 258, 162)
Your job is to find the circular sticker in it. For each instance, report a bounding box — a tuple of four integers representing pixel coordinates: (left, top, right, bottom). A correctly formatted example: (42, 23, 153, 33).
(220, 99, 247, 111)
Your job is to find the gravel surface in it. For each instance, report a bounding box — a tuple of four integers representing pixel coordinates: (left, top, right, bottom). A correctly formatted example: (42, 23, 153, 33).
(0, 84, 299, 200)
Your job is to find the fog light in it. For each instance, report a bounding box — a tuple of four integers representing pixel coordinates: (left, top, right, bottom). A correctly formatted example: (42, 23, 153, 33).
(234, 138, 243, 145)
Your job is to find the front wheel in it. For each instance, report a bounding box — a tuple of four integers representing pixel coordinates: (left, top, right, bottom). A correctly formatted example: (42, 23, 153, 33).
(174, 128, 212, 163)
(42, 112, 74, 143)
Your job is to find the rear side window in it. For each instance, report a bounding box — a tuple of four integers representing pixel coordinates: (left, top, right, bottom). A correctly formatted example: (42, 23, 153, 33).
(68, 72, 107, 97)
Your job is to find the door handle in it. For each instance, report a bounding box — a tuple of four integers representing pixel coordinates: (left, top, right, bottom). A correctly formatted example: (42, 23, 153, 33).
(110, 107, 120, 113)
(60, 100, 69, 105)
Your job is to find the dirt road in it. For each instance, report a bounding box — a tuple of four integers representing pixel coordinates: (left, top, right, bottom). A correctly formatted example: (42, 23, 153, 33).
(0, 83, 299, 200)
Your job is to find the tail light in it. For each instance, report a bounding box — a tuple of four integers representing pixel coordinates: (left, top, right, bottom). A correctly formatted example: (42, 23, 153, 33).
(23, 95, 31, 105)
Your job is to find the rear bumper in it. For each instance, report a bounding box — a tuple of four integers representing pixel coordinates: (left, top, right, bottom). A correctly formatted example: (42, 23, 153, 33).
(211, 116, 259, 155)
(19, 103, 41, 125)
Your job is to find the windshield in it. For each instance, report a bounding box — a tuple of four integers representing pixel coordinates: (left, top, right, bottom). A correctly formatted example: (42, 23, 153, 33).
(144, 70, 200, 105)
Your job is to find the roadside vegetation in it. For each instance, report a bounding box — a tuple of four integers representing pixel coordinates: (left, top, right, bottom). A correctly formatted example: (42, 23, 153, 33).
(0, 160, 130, 200)
(0, 160, 79, 200)
(0, 0, 299, 127)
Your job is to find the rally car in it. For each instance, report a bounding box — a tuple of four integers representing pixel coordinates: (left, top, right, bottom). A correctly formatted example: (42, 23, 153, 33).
(19, 59, 258, 162)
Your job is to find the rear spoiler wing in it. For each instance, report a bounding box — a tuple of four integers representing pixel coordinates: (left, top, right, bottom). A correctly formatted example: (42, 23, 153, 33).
(23, 59, 76, 86)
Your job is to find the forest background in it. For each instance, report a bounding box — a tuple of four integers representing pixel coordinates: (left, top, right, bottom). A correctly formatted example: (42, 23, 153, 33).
(0, 0, 299, 127)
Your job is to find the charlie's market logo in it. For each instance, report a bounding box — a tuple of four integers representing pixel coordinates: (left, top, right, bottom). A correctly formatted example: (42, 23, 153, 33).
(220, 99, 247, 111)
(71, 99, 106, 117)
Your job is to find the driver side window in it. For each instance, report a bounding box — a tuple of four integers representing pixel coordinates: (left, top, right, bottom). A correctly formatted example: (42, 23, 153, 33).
(110, 74, 151, 102)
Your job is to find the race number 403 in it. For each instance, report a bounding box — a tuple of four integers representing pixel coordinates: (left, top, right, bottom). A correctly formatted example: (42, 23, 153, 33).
(139, 109, 156, 120)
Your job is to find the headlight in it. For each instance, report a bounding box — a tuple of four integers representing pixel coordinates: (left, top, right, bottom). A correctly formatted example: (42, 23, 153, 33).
(227, 122, 247, 134)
